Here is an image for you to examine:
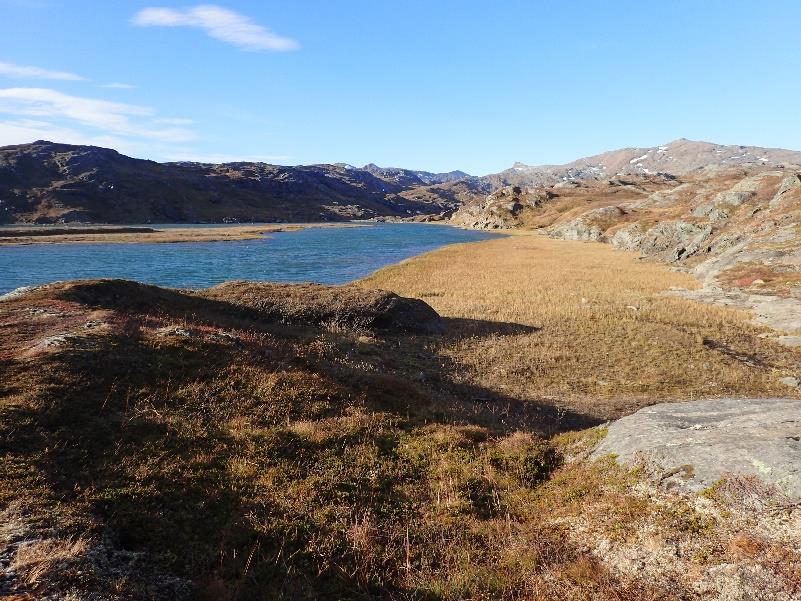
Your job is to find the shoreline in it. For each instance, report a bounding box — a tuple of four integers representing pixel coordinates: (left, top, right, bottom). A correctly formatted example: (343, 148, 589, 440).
(0, 222, 363, 246)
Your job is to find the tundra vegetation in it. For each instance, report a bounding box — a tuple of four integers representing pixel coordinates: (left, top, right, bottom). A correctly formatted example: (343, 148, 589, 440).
(2, 234, 800, 599)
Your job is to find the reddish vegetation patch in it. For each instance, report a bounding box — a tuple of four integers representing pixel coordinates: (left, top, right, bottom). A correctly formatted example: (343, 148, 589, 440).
(719, 263, 801, 296)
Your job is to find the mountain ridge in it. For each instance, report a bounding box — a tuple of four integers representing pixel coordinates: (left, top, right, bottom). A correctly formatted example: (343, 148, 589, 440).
(3, 138, 801, 224)
(0, 140, 478, 224)
(483, 138, 801, 188)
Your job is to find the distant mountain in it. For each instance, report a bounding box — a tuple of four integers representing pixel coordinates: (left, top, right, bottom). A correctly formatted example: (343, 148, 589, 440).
(6, 138, 801, 225)
(484, 139, 801, 188)
(0, 141, 477, 224)
(360, 163, 472, 186)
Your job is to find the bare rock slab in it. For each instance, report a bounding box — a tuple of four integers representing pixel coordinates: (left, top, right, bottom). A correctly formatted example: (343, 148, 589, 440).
(593, 398, 801, 499)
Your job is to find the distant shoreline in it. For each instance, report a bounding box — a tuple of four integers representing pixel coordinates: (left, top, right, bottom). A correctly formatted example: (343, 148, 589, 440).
(0, 222, 363, 246)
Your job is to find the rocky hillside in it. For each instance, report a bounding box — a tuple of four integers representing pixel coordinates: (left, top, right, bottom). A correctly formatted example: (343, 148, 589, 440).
(0, 141, 480, 224)
(484, 139, 801, 189)
(454, 161, 801, 339)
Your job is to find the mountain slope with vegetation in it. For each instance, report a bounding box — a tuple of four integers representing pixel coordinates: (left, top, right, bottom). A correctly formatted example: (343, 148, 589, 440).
(483, 138, 801, 189)
(455, 142, 801, 338)
(0, 141, 482, 224)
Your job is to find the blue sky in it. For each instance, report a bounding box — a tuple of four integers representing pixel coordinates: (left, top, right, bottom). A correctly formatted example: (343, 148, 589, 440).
(0, 0, 799, 174)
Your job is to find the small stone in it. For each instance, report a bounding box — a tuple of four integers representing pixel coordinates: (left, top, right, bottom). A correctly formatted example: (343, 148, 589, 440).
(779, 376, 800, 388)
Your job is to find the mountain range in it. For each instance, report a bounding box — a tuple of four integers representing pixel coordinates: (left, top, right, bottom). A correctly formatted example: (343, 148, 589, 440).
(484, 138, 801, 189)
(0, 141, 481, 224)
(2, 138, 801, 224)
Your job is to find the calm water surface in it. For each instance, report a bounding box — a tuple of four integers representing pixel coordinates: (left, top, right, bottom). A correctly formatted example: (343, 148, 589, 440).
(0, 223, 501, 294)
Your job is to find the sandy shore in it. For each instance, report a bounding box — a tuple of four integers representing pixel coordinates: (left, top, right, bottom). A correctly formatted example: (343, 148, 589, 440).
(0, 222, 360, 245)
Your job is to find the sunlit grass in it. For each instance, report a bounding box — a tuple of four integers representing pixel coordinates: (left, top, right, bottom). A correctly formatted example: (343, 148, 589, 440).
(362, 232, 801, 417)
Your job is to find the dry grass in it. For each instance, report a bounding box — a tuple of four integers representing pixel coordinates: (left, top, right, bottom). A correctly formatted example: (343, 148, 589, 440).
(1, 276, 799, 598)
(12, 536, 89, 587)
(361, 232, 801, 417)
(0, 223, 357, 246)
(1, 279, 674, 599)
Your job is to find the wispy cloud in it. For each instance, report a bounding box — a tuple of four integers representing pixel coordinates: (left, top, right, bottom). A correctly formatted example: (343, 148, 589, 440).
(101, 82, 136, 89)
(0, 87, 194, 142)
(0, 60, 86, 81)
(132, 5, 299, 52)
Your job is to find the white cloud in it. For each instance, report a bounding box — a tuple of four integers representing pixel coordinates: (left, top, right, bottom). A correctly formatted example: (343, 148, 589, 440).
(0, 87, 194, 142)
(132, 5, 299, 51)
(101, 82, 137, 89)
(0, 60, 86, 81)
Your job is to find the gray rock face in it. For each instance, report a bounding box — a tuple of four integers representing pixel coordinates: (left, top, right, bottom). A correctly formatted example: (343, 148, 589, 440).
(610, 223, 646, 251)
(769, 173, 801, 207)
(550, 206, 625, 242)
(715, 190, 754, 207)
(691, 202, 730, 222)
(594, 398, 801, 499)
(550, 219, 604, 241)
(638, 220, 713, 261)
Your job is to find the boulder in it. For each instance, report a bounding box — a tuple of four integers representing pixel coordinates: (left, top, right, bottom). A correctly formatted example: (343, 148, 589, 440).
(638, 220, 712, 261)
(593, 398, 801, 499)
(769, 173, 801, 208)
(550, 206, 626, 242)
(610, 223, 645, 251)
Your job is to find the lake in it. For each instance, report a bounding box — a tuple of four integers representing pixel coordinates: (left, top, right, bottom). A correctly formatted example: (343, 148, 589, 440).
(0, 223, 502, 294)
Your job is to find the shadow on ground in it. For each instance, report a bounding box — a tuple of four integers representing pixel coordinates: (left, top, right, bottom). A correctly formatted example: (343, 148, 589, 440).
(0, 281, 604, 600)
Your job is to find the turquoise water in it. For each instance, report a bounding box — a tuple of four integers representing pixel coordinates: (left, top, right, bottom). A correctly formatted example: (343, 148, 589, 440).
(0, 223, 501, 294)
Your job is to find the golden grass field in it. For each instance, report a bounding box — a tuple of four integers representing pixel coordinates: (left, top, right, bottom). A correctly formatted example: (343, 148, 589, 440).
(361, 231, 801, 418)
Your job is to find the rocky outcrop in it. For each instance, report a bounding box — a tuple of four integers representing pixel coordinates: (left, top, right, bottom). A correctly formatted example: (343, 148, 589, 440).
(549, 206, 625, 242)
(610, 223, 646, 251)
(594, 398, 801, 499)
(450, 185, 553, 229)
(770, 173, 801, 208)
(553, 212, 714, 261)
(638, 221, 713, 261)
